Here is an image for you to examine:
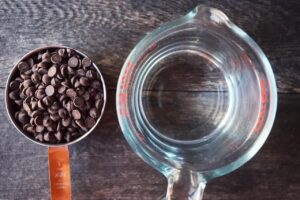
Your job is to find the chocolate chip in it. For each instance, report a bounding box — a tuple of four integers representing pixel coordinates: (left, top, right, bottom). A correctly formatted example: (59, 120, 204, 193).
(35, 88, 45, 99)
(27, 58, 34, 67)
(86, 70, 96, 79)
(43, 115, 53, 127)
(62, 117, 71, 127)
(58, 86, 66, 94)
(14, 99, 22, 106)
(31, 100, 38, 110)
(78, 88, 86, 96)
(55, 131, 62, 141)
(31, 110, 42, 118)
(31, 72, 41, 84)
(73, 97, 84, 108)
(18, 61, 30, 72)
(14, 111, 20, 120)
(23, 123, 31, 130)
(61, 81, 72, 88)
(50, 113, 60, 121)
(72, 109, 81, 120)
(95, 93, 103, 100)
(45, 85, 55, 96)
(20, 89, 26, 99)
(34, 116, 44, 126)
(85, 102, 91, 110)
(23, 69, 32, 76)
(42, 96, 53, 106)
(23, 79, 33, 88)
(91, 80, 101, 88)
(42, 51, 51, 62)
(66, 48, 74, 57)
(51, 102, 60, 110)
(25, 87, 35, 96)
(83, 92, 90, 101)
(18, 111, 29, 124)
(20, 74, 30, 80)
(42, 74, 51, 84)
(66, 88, 77, 98)
(79, 77, 90, 86)
(43, 132, 50, 141)
(50, 77, 61, 87)
(48, 65, 57, 77)
(48, 107, 58, 115)
(59, 94, 68, 102)
(56, 73, 64, 81)
(23, 97, 31, 113)
(58, 49, 66, 57)
(32, 64, 38, 72)
(9, 80, 20, 90)
(67, 66, 75, 76)
(36, 125, 44, 133)
(95, 99, 102, 109)
(65, 101, 72, 112)
(68, 56, 78, 68)
(9, 91, 19, 100)
(60, 64, 68, 77)
(56, 122, 62, 131)
(38, 68, 48, 75)
(74, 80, 81, 88)
(37, 62, 47, 68)
(38, 99, 46, 110)
(77, 69, 86, 77)
(35, 133, 43, 142)
(68, 127, 76, 132)
(85, 117, 95, 128)
(65, 132, 71, 142)
(82, 57, 92, 68)
(70, 76, 77, 85)
(89, 108, 99, 118)
(51, 53, 62, 64)
(58, 108, 68, 119)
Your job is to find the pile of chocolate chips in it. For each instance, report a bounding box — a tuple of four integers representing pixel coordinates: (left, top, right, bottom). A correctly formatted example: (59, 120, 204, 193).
(8, 48, 104, 144)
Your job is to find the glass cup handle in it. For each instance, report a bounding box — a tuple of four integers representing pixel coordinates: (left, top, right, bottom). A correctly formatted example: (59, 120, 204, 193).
(48, 146, 72, 200)
(162, 170, 206, 200)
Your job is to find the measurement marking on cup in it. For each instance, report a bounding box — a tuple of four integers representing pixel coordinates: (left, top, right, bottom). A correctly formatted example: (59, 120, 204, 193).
(119, 43, 158, 117)
(119, 61, 135, 117)
(254, 79, 268, 133)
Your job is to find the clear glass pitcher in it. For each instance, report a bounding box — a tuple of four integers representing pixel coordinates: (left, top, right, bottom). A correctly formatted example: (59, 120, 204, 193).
(117, 5, 277, 200)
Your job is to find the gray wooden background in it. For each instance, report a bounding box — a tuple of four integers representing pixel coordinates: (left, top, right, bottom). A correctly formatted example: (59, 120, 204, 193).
(0, 0, 299, 199)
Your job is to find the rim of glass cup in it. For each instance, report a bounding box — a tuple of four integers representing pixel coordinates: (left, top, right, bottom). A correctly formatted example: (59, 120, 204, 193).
(5, 46, 107, 147)
(117, 5, 277, 179)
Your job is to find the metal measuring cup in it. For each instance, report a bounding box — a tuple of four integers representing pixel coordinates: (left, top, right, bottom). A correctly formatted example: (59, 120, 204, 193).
(5, 46, 107, 200)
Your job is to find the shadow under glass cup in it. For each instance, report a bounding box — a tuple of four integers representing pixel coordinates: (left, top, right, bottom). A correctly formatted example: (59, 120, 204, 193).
(5, 46, 107, 200)
(117, 5, 277, 200)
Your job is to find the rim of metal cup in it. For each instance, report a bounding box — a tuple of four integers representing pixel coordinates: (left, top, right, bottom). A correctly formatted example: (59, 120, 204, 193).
(5, 46, 107, 147)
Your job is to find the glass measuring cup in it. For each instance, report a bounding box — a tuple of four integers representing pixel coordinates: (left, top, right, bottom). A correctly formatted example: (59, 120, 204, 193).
(117, 5, 277, 200)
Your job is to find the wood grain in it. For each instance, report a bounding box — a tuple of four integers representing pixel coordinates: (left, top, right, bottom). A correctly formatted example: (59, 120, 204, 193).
(0, 0, 299, 199)
(0, 0, 299, 92)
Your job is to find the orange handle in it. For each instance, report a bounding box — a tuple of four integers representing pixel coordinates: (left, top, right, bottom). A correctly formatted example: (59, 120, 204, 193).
(48, 146, 72, 200)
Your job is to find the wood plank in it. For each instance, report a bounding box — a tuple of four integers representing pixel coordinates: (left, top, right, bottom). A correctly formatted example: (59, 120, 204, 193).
(0, 88, 299, 199)
(0, 0, 299, 93)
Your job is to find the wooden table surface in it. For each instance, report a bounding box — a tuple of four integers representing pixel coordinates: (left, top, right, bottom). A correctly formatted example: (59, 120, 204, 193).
(0, 0, 299, 199)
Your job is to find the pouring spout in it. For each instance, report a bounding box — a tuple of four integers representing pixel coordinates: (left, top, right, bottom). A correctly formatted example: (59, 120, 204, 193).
(186, 5, 229, 24)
